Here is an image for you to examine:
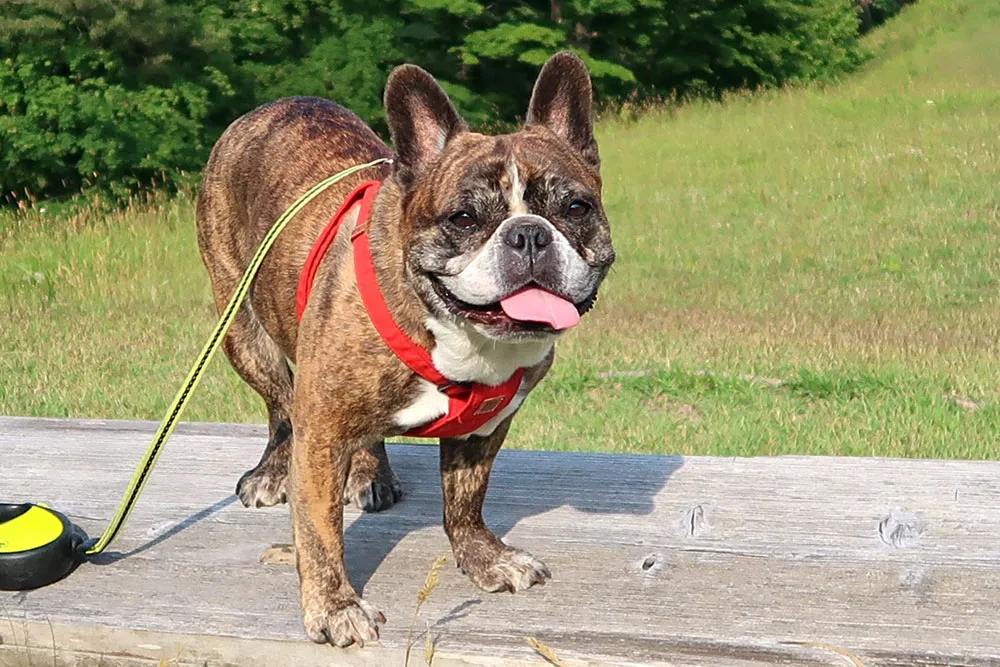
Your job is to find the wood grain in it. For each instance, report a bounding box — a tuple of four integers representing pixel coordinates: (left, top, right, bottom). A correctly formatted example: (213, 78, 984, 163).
(1, 416, 998, 666)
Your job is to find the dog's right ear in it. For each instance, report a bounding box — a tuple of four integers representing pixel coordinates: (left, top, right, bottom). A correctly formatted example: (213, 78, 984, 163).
(384, 65, 468, 189)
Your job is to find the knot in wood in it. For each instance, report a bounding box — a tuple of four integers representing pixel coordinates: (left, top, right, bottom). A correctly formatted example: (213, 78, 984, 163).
(878, 510, 924, 548)
(683, 504, 708, 538)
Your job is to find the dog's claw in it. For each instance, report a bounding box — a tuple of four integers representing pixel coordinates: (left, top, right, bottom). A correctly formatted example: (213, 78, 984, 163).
(303, 597, 384, 648)
(344, 470, 402, 513)
(462, 547, 551, 594)
(237, 464, 288, 508)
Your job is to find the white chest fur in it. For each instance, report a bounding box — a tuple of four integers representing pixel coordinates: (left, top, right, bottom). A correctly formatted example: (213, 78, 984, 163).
(392, 380, 450, 432)
(390, 317, 552, 438)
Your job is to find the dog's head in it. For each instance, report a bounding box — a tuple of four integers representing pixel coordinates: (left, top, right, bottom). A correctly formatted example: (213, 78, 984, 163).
(384, 52, 615, 341)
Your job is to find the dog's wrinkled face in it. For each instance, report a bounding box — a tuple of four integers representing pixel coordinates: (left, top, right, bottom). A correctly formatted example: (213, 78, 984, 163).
(384, 52, 615, 340)
(406, 131, 613, 338)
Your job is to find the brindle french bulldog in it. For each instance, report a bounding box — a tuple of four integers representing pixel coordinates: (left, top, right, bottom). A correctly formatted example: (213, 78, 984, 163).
(196, 51, 614, 647)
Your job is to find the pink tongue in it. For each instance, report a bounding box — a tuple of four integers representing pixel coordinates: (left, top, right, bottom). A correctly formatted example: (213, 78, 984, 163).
(500, 288, 581, 330)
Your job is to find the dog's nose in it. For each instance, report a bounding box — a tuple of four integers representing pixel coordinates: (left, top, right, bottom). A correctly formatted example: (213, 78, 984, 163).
(504, 220, 552, 258)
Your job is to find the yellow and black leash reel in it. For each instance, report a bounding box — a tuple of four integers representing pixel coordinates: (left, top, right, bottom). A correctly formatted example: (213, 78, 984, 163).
(0, 503, 78, 590)
(0, 159, 390, 591)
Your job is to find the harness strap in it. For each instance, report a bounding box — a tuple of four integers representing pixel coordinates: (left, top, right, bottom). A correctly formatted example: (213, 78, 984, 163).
(296, 180, 524, 439)
(349, 185, 452, 389)
(295, 180, 376, 322)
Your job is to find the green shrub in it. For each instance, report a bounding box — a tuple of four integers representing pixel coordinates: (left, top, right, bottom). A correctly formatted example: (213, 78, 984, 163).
(858, 0, 917, 32)
(0, 0, 897, 202)
(0, 0, 237, 198)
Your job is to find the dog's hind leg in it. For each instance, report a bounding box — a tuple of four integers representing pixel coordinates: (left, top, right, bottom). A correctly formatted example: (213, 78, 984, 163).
(218, 310, 402, 513)
(197, 247, 400, 513)
(196, 177, 401, 512)
(208, 287, 402, 511)
(216, 309, 401, 511)
(344, 440, 402, 512)
(222, 304, 296, 509)
(197, 182, 297, 508)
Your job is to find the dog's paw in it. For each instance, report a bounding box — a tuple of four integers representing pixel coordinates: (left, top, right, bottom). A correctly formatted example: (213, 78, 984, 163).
(303, 597, 385, 648)
(462, 547, 551, 593)
(236, 464, 287, 508)
(344, 467, 402, 513)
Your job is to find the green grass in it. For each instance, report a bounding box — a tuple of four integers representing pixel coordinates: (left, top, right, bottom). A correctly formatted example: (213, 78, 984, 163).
(2, 0, 999, 459)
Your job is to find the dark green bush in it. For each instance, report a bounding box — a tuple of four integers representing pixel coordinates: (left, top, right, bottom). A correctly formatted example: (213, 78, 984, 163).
(858, 0, 917, 32)
(0, 1, 235, 198)
(0, 0, 902, 202)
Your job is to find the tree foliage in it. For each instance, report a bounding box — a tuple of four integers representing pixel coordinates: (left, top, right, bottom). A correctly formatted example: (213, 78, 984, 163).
(0, 0, 911, 201)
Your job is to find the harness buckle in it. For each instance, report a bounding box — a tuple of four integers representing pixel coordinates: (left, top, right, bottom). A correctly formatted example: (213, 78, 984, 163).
(474, 396, 506, 416)
(350, 219, 369, 240)
(438, 382, 466, 396)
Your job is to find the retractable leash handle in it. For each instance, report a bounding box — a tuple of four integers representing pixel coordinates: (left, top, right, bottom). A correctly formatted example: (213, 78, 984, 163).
(0, 159, 391, 591)
(0, 503, 78, 590)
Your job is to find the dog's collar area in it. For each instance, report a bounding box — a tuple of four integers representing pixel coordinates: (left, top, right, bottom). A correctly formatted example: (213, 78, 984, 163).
(296, 180, 524, 439)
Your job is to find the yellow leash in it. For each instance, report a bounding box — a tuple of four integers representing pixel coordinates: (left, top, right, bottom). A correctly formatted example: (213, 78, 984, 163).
(85, 157, 390, 555)
(0, 158, 389, 589)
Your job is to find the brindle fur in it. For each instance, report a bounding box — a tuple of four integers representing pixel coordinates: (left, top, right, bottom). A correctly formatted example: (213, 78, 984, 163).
(196, 52, 612, 648)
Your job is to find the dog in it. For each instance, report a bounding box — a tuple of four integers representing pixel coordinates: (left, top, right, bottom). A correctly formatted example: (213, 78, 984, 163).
(196, 51, 615, 648)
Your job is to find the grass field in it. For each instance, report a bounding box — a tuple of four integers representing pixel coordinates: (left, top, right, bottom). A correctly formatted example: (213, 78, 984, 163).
(2, 0, 999, 459)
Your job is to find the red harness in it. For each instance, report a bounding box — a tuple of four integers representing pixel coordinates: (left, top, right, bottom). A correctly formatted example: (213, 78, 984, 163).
(295, 180, 524, 439)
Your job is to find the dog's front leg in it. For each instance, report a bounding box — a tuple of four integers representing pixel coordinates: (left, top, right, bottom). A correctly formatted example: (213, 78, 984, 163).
(440, 419, 551, 593)
(290, 410, 385, 647)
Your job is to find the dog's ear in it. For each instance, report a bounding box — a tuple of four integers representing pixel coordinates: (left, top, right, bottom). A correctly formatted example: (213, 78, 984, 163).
(384, 65, 468, 189)
(526, 51, 599, 170)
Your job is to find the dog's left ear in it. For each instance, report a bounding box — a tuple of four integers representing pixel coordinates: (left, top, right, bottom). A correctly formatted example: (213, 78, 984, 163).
(526, 51, 599, 171)
(385, 64, 468, 189)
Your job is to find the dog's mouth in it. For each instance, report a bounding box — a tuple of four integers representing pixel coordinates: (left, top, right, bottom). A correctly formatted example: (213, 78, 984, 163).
(430, 277, 597, 333)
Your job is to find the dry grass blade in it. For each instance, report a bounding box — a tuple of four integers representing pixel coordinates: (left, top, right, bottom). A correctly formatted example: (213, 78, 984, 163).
(405, 555, 447, 666)
(424, 620, 436, 665)
(19, 612, 33, 667)
(154, 646, 183, 666)
(526, 637, 568, 667)
(1, 604, 29, 665)
(781, 640, 866, 667)
(418, 555, 448, 604)
(47, 618, 56, 667)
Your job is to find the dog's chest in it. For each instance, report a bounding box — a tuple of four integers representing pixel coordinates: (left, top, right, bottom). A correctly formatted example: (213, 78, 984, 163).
(392, 381, 450, 433)
(390, 318, 552, 439)
(392, 378, 529, 439)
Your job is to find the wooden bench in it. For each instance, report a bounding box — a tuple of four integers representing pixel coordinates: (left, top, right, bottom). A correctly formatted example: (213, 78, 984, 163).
(1, 416, 998, 666)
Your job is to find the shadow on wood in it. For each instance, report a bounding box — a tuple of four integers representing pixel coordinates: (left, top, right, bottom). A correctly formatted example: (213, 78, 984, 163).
(89, 495, 240, 563)
(342, 443, 679, 593)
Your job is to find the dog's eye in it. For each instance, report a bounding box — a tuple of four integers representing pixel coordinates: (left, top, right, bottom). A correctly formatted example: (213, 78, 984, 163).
(567, 200, 591, 218)
(448, 211, 477, 229)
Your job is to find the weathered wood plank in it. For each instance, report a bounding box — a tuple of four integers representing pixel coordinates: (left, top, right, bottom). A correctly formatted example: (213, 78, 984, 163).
(1, 416, 998, 666)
